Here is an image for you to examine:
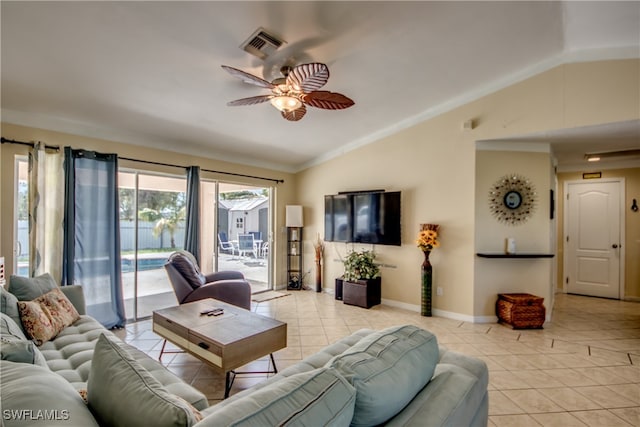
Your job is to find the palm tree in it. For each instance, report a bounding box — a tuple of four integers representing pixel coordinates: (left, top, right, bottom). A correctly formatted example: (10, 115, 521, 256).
(152, 207, 186, 249)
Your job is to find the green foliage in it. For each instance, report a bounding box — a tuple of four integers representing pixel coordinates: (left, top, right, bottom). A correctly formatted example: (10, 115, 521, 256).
(17, 182, 29, 220)
(138, 207, 162, 222)
(152, 206, 186, 248)
(220, 190, 261, 200)
(343, 250, 380, 281)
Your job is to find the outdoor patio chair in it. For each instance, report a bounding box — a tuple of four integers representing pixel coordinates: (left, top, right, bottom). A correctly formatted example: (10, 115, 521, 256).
(218, 231, 236, 254)
(238, 234, 257, 258)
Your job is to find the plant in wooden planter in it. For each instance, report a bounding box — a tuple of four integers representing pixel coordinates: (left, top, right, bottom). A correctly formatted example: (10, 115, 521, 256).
(341, 250, 381, 308)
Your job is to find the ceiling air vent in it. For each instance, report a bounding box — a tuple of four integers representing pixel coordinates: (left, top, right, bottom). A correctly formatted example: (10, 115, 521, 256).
(240, 27, 286, 59)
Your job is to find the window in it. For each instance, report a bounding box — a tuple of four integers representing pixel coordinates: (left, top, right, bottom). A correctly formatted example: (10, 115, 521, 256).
(14, 157, 29, 277)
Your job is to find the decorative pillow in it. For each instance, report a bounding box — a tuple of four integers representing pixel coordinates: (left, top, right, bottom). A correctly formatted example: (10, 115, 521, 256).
(17, 288, 80, 345)
(203, 367, 356, 426)
(9, 273, 58, 301)
(0, 339, 38, 364)
(0, 311, 27, 340)
(0, 286, 24, 334)
(326, 325, 440, 427)
(169, 252, 205, 288)
(88, 333, 200, 427)
(0, 312, 48, 367)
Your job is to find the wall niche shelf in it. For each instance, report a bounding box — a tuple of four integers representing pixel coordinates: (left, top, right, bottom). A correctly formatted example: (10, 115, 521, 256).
(476, 253, 554, 259)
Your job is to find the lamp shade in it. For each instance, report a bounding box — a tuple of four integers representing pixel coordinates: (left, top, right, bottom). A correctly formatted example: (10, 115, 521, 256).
(286, 205, 303, 227)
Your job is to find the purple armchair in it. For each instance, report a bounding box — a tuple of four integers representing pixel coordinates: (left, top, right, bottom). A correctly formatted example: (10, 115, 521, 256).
(164, 250, 251, 310)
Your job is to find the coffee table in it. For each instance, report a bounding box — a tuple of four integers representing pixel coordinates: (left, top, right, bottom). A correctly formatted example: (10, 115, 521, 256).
(152, 298, 287, 397)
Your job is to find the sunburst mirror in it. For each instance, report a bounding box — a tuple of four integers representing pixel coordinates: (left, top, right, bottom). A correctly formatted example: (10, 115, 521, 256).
(488, 174, 537, 225)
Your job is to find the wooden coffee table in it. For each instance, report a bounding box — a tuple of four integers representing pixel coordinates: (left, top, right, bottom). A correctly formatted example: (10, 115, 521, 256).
(152, 298, 287, 397)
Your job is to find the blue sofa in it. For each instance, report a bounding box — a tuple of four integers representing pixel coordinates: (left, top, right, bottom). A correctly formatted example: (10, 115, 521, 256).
(1, 279, 488, 427)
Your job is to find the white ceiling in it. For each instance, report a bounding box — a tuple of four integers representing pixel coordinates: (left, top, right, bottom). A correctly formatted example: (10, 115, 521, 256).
(2, 1, 639, 172)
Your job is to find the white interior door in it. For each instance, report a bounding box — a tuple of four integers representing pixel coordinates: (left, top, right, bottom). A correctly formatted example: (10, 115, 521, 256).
(565, 180, 623, 299)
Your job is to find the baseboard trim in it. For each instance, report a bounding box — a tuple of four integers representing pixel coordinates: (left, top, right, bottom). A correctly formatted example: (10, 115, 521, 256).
(380, 298, 420, 313)
(381, 298, 497, 324)
(623, 296, 640, 302)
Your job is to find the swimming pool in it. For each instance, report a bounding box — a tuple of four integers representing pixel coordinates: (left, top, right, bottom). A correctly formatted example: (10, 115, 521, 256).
(121, 257, 168, 273)
(17, 257, 169, 276)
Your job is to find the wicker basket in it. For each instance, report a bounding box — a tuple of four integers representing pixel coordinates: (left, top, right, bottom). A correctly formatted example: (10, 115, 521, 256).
(496, 293, 545, 329)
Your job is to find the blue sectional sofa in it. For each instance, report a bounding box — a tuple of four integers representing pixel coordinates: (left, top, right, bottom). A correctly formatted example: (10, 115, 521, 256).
(1, 277, 488, 427)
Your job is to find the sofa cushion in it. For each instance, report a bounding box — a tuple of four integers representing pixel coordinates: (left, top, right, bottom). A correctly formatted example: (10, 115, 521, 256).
(384, 362, 489, 427)
(9, 273, 58, 301)
(123, 342, 209, 411)
(0, 312, 49, 368)
(326, 324, 440, 427)
(17, 288, 80, 345)
(37, 315, 208, 410)
(0, 360, 99, 427)
(1, 311, 28, 340)
(199, 367, 356, 427)
(88, 333, 200, 427)
(0, 341, 39, 364)
(39, 315, 109, 388)
(59, 285, 87, 315)
(0, 286, 24, 335)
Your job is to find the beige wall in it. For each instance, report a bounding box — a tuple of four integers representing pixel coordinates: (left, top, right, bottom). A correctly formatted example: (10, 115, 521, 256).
(296, 59, 639, 320)
(2, 59, 638, 317)
(0, 123, 296, 287)
(557, 168, 640, 300)
(475, 150, 554, 319)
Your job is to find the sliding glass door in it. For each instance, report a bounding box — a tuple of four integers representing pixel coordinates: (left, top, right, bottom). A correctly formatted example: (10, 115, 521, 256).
(216, 183, 272, 293)
(119, 171, 186, 320)
(119, 171, 274, 320)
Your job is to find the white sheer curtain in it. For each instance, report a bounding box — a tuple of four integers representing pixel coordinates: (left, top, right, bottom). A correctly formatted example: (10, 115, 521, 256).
(29, 142, 64, 281)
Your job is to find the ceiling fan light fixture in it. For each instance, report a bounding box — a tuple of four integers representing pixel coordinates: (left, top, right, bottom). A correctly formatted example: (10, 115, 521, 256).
(270, 95, 302, 112)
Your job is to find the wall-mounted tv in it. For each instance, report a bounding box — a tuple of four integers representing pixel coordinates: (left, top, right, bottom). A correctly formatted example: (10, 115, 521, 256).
(324, 190, 401, 246)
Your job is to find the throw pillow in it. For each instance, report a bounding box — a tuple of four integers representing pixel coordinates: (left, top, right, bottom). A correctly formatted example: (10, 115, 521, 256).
(203, 367, 356, 426)
(9, 273, 58, 301)
(0, 286, 24, 334)
(17, 288, 80, 345)
(326, 324, 440, 427)
(88, 333, 199, 427)
(0, 312, 48, 367)
(0, 311, 27, 340)
(0, 339, 38, 364)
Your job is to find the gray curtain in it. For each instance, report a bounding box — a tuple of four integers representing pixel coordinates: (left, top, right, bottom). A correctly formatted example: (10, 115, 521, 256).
(62, 148, 125, 328)
(184, 166, 201, 265)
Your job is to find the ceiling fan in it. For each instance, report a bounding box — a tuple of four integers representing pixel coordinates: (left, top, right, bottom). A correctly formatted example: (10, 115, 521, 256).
(221, 62, 355, 121)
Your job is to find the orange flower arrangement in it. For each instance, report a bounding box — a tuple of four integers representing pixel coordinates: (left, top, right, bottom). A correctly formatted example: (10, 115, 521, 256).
(416, 224, 440, 251)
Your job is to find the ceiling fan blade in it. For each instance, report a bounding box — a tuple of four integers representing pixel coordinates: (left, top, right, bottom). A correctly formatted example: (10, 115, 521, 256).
(281, 104, 307, 121)
(226, 95, 272, 106)
(303, 91, 355, 110)
(286, 63, 329, 93)
(221, 65, 275, 89)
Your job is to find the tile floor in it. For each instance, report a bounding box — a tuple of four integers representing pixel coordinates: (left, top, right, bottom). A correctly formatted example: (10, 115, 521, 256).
(113, 291, 640, 426)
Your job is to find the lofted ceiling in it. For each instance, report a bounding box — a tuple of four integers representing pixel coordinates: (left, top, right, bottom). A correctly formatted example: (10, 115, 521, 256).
(1, 1, 639, 172)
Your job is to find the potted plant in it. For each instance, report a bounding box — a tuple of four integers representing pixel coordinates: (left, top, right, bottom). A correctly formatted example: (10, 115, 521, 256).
(340, 250, 381, 308)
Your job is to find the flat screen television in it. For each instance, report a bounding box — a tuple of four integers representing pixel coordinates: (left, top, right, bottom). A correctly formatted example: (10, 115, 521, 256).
(324, 191, 401, 246)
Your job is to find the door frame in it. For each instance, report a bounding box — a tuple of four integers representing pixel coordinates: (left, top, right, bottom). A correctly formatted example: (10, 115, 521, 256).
(562, 178, 625, 299)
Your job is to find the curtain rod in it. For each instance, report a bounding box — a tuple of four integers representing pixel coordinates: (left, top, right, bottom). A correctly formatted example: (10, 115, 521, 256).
(1, 137, 284, 184)
(118, 157, 284, 184)
(1, 137, 60, 151)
